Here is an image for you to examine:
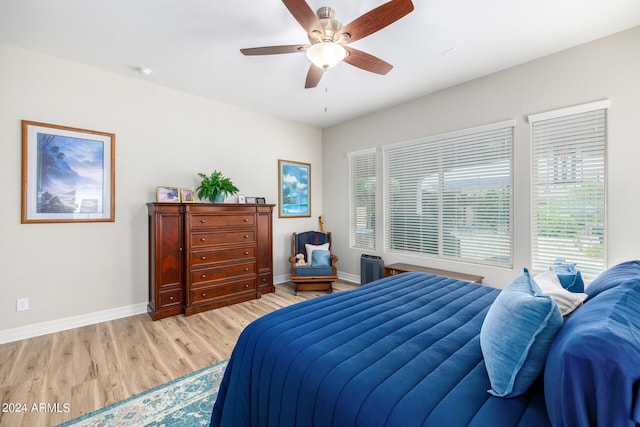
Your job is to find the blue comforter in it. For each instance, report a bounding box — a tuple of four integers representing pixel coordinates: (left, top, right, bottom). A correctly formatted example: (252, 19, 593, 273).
(544, 279, 640, 426)
(210, 273, 550, 427)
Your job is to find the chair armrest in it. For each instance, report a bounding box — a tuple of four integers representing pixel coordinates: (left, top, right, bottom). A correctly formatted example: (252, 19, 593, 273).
(289, 256, 297, 278)
(331, 255, 339, 265)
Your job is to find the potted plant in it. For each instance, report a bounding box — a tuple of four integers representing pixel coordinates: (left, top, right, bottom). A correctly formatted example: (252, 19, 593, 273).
(196, 170, 240, 203)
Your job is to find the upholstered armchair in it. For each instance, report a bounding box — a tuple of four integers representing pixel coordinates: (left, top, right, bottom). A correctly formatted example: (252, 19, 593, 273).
(288, 231, 339, 294)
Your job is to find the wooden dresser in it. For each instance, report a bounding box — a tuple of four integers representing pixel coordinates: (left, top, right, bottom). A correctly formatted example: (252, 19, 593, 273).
(147, 203, 184, 320)
(147, 203, 275, 320)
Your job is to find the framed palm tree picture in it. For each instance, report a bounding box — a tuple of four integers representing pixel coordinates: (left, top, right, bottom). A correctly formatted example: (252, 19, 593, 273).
(278, 159, 310, 218)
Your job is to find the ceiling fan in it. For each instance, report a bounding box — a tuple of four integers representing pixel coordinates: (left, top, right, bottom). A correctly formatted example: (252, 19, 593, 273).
(240, 0, 415, 88)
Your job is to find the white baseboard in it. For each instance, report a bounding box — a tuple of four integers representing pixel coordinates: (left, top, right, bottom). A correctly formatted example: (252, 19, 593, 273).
(273, 274, 290, 285)
(1, 276, 301, 344)
(0, 303, 148, 345)
(1, 273, 360, 345)
(338, 271, 360, 284)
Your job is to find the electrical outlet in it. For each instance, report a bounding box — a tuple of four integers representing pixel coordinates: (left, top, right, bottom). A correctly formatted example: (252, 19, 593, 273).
(16, 298, 29, 311)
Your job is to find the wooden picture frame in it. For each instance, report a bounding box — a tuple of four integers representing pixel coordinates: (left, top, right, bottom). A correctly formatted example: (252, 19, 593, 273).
(278, 159, 310, 218)
(21, 120, 115, 223)
(180, 188, 195, 203)
(157, 187, 180, 203)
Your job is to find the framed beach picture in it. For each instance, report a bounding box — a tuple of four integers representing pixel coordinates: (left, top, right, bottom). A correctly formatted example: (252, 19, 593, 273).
(21, 120, 115, 223)
(278, 159, 310, 218)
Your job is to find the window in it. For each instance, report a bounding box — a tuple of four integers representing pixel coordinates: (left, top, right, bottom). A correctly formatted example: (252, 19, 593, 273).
(382, 120, 514, 267)
(529, 100, 608, 277)
(348, 148, 376, 250)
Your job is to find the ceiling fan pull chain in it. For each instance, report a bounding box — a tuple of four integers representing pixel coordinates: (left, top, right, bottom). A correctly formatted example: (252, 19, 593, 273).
(324, 87, 328, 113)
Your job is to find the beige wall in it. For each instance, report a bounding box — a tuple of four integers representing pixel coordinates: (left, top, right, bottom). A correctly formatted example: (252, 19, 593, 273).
(0, 43, 322, 333)
(322, 26, 640, 288)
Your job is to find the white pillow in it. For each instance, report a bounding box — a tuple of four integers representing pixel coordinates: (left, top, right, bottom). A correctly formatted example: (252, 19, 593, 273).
(305, 243, 329, 266)
(534, 268, 588, 316)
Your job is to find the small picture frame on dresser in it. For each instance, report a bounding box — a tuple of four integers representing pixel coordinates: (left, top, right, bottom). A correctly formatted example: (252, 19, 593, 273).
(256, 197, 266, 204)
(180, 188, 195, 203)
(246, 196, 257, 204)
(157, 186, 180, 203)
(238, 194, 246, 204)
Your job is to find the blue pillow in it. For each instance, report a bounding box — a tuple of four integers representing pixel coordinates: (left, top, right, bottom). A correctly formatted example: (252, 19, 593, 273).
(480, 268, 563, 397)
(553, 264, 584, 293)
(586, 260, 640, 300)
(311, 249, 331, 267)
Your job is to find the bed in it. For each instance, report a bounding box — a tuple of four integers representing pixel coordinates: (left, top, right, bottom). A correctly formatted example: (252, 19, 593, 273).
(210, 261, 640, 427)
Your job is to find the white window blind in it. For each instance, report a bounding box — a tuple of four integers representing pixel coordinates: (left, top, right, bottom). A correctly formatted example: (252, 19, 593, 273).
(348, 148, 376, 250)
(382, 121, 514, 267)
(529, 101, 608, 277)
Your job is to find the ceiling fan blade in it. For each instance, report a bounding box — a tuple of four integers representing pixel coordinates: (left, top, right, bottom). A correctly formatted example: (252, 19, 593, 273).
(336, 0, 414, 44)
(344, 47, 393, 75)
(240, 45, 308, 56)
(305, 64, 324, 88)
(282, 0, 325, 40)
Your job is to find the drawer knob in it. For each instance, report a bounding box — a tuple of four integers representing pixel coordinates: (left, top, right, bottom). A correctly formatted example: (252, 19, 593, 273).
(201, 274, 206, 278)
(244, 251, 249, 255)
(201, 292, 207, 297)
(200, 219, 205, 223)
(244, 284, 249, 288)
(243, 218, 249, 222)
(244, 268, 249, 271)
(200, 238, 206, 242)
(201, 256, 206, 260)
(262, 277, 267, 282)
(244, 235, 249, 238)
(169, 296, 174, 301)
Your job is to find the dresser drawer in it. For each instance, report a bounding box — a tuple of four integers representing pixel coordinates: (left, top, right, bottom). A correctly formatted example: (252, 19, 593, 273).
(190, 214, 255, 229)
(191, 230, 256, 247)
(190, 262, 256, 284)
(159, 288, 182, 308)
(190, 246, 255, 266)
(191, 278, 256, 303)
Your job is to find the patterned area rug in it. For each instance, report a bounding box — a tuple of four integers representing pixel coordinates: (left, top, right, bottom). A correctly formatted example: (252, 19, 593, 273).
(57, 359, 228, 427)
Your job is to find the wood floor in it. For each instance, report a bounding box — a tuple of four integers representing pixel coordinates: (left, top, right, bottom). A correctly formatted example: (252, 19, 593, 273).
(0, 281, 357, 427)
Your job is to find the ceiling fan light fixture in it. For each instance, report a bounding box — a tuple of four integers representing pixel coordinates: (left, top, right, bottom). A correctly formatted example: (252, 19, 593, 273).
(306, 42, 347, 69)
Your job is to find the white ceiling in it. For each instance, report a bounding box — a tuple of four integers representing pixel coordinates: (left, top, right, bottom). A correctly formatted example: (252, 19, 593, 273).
(1, 0, 639, 128)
